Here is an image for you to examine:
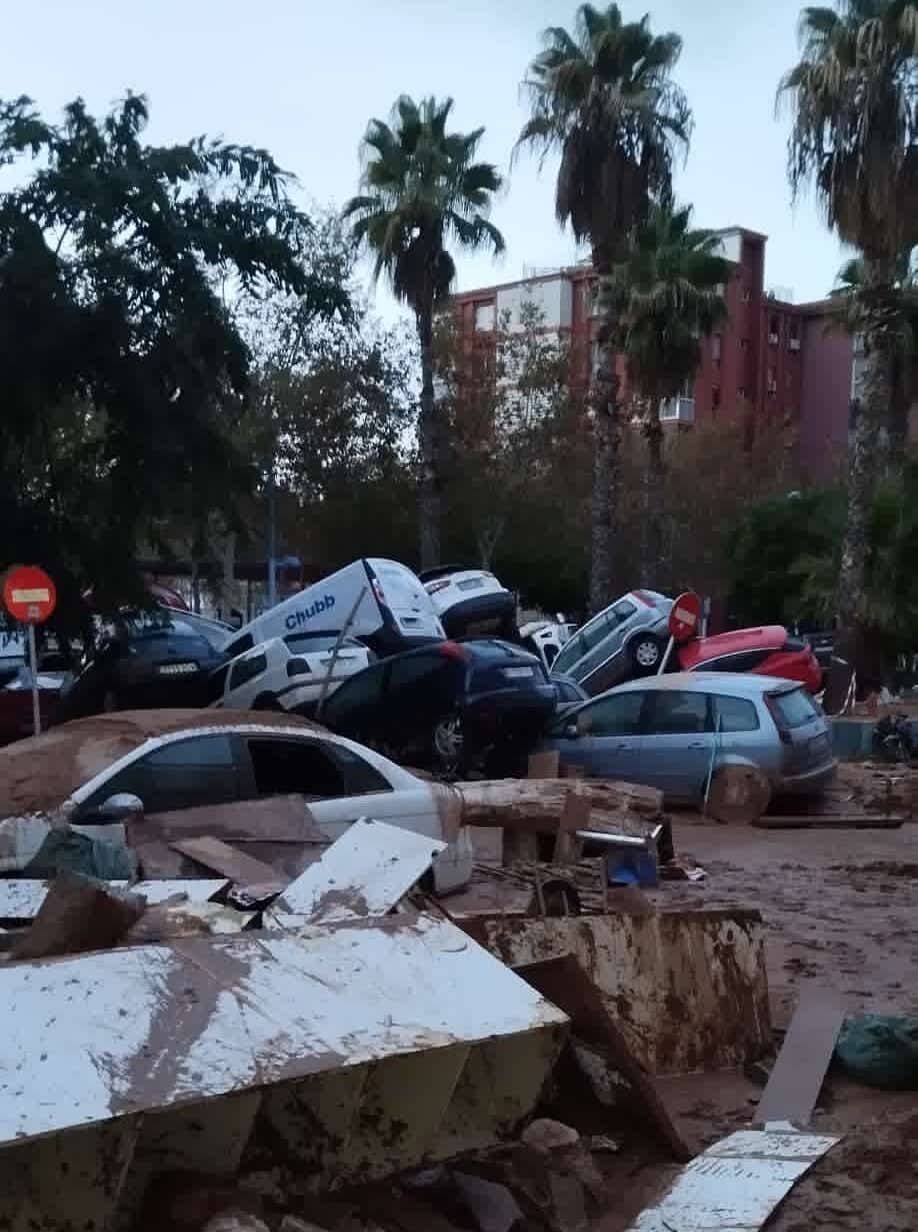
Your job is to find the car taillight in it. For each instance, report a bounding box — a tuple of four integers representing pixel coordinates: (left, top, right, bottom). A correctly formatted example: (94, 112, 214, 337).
(425, 579, 451, 594)
(765, 695, 792, 744)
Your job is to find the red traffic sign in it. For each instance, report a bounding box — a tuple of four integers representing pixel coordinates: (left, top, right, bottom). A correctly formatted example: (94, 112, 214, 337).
(2, 565, 57, 625)
(669, 591, 702, 643)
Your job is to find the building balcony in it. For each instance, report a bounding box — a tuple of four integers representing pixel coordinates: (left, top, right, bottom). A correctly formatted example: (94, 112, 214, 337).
(659, 396, 695, 424)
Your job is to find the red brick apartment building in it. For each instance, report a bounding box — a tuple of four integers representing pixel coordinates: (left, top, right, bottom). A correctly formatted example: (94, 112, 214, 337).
(452, 227, 869, 483)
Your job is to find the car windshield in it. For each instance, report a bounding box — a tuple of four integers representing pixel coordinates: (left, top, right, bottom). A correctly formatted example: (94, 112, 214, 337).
(552, 598, 637, 674)
(285, 633, 360, 654)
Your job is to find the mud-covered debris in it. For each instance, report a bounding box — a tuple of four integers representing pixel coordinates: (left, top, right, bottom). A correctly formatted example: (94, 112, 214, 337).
(521, 1118, 581, 1152)
(451, 1172, 524, 1232)
(202, 1212, 271, 1232)
(10, 869, 144, 960)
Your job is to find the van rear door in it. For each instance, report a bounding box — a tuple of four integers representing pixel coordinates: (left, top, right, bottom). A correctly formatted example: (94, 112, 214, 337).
(366, 559, 445, 650)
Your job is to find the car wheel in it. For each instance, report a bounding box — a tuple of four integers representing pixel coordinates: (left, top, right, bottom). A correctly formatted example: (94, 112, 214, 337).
(433, 713, 464, 777)
(630, 635, 664, 674)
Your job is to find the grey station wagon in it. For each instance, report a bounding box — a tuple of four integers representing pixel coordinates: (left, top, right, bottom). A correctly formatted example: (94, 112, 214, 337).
(550, 590, 673, 696)
(541, 672, 836, 803)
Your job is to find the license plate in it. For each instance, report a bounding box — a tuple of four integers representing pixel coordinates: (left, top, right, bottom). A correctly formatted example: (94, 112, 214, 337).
(156, 662, 198, 676)
(503, 666, 534, 679)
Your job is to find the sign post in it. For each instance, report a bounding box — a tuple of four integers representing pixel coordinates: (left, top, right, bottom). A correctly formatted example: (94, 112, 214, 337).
(658, 590, 703, 676)
(1, 565, 57, 738)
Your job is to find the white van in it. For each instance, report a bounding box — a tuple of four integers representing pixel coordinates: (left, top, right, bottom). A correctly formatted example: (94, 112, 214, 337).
(224, 559, 445, 660)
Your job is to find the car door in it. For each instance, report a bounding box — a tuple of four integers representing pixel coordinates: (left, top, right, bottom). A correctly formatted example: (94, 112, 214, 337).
(550, 690, 647, 780)
(225, 649, 269, 708)
(74, 732, 241, 816)
(640, 689, 714, 798)
(236, 732, 442, 840)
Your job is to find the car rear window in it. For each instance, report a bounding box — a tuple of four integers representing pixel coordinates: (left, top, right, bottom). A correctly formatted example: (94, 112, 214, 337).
(770, 687, 820, 728)
(285, 633, 341, 654)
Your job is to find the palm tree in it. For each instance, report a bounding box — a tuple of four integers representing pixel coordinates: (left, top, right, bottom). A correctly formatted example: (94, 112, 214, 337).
(344, 96, 504, 568)
(832, 252, 918, 461)
(606, 202, 729, 585)
(779, 0, 918, 667)
(518, 3, 691, 613)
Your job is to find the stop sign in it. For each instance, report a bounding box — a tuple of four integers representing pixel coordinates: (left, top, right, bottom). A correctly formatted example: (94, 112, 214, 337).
(2, 565, 57, 625)
(669, 591, 702, 643)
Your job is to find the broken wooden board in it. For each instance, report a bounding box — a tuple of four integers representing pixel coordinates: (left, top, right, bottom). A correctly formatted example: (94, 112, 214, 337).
(130, 795, 329, 881)
(516, 955, 690, 1161)
(756, 986, 845, 1127)
(277, 818, 446, 922)
(552, 791, 592, 865)
(627, 1127, 840, 1231)
(168, 837, 286, 898)
(754, 813, 904, 830)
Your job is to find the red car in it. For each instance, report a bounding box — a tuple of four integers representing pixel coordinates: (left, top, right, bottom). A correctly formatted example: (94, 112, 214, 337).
(676, 625, 824, 694)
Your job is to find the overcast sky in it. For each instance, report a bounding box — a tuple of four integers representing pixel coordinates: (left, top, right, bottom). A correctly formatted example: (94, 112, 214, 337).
(4, 0, 848, 314)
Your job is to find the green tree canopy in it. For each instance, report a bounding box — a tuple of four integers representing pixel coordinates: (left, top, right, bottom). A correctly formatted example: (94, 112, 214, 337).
(0, 93, 344, 632)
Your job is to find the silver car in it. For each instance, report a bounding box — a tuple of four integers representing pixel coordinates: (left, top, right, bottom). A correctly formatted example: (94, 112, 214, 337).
(550, 590, 673, 696)
(541, 672, 836, 803)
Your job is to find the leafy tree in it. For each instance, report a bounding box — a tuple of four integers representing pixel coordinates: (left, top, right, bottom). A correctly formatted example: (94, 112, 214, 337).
(779, 0, 918, 664)
(343, 96, 504, 568)
(0, 93, 343, 634)
(518, 2, 691, 613)
(606, 202, 729, 582)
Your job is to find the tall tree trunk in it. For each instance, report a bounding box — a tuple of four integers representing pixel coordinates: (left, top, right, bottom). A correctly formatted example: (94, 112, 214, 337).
(835, 256, 896, 674)
(641, 407, 665, 589)
(589, 322, 622, 616)
(417, 303, 441, 570)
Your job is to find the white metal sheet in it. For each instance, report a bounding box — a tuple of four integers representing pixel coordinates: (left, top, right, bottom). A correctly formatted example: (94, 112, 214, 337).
(278, 817, 446, 921)
(627, 1129, 840, 1231)
(0, 912, 567, 1145)
(0, 878, 228, 919)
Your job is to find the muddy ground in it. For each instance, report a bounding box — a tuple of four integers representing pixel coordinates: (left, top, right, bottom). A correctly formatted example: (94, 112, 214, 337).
(625, 814, 918, 1232)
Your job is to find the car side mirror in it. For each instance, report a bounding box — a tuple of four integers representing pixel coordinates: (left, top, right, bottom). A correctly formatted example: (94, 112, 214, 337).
(85, 792, 144, 823)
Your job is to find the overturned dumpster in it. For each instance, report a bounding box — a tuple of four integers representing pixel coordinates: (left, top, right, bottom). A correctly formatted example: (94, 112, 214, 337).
(0, 912, 567, 1230)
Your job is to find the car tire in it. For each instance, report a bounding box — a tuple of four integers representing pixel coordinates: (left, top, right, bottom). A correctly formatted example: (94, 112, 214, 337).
(252, 693, 282, 712)
(630, 635, 665, 675)
(432, 712, 464, 778)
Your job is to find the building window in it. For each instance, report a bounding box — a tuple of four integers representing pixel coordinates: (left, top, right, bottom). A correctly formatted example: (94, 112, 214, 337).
(789, 320, 801, 351)
(767, 366, 777, 395)
(740, 338, 750, 351)
(743, 288, 752, 303)
(474, 301, 495, 332)
(712, 334, 722, 364)
(738, 386, 748, 400)
(712, 386, 721, 410)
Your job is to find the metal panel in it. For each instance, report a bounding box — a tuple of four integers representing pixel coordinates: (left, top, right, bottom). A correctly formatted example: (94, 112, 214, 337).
(278, 818, 446, 921)
(628, 1128, 840, 1231)
(478, 909, 770, 1075)
(0, 914, 565, 1144)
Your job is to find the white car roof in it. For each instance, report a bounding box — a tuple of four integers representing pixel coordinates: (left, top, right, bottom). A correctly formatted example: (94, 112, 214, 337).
(67, 720, 423, 806)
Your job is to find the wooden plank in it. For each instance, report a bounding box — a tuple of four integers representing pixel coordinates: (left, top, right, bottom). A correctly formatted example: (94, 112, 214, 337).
(756, 986, 845, 1127)
(168, 836, 286, 897)
(551, 791, 591, 865)
(516, 955, 690, 1161)
(755, 813, 904, 830)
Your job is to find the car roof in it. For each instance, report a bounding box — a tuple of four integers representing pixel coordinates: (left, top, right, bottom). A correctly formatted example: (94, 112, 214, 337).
(0, 708, 328, 817)
(679, 625, 787, 668)
(606, 671, 801, 699)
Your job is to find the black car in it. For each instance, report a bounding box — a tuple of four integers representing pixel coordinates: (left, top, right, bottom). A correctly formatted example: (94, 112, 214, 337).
(58, 623, 227, 719)
(318, 639, 557, 775)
